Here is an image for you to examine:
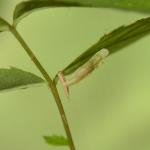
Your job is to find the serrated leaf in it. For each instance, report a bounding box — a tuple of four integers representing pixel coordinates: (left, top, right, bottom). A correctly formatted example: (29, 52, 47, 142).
(0, 67, 44, 92)
(43, 135, 68, 146)
(0, 17, 10, 32)
(13, 0, 82, 26)
(62, 17, 150, 75)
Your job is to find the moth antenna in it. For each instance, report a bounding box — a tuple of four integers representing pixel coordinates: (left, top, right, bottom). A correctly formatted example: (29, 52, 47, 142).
(58, 72, 69, 98)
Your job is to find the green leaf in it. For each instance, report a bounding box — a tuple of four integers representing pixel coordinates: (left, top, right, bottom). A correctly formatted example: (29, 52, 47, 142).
(57, 0, 150, 11)
(62, 17, 150, 75)
(43, 135, 68, 146)
(0, 67, 44, 92)
(13, 0, 82, 26)
(13, 0, 150, 26)
(0, 17, 10, 32)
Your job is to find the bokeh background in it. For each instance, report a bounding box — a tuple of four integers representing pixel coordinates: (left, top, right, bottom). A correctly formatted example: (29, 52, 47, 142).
(0, 1, 150, 150)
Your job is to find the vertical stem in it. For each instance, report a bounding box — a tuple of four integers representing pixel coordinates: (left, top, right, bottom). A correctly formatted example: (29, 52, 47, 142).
(9, 26, 75, 150)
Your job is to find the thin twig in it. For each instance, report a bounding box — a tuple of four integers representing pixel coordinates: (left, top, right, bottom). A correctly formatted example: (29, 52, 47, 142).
(9, 26, 75, 150)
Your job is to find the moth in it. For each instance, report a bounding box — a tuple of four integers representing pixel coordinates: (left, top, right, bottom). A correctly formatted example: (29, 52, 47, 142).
(58, 48, 109, 97)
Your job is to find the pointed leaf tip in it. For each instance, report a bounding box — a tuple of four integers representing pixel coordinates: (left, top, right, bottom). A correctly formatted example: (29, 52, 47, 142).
(0, 67, 45, 92)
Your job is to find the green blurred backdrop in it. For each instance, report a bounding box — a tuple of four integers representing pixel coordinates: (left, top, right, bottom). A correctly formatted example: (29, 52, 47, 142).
(0, 1, 150, 150)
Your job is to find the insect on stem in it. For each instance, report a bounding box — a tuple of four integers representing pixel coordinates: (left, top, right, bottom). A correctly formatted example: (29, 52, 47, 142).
(58, 48, 109, 97)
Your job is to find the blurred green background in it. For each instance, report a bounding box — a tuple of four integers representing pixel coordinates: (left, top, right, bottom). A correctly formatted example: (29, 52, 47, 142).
(0, 1, 150, 150)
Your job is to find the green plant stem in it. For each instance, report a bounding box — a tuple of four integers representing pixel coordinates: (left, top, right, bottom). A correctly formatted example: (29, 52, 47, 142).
(9, 26, 75, 150)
